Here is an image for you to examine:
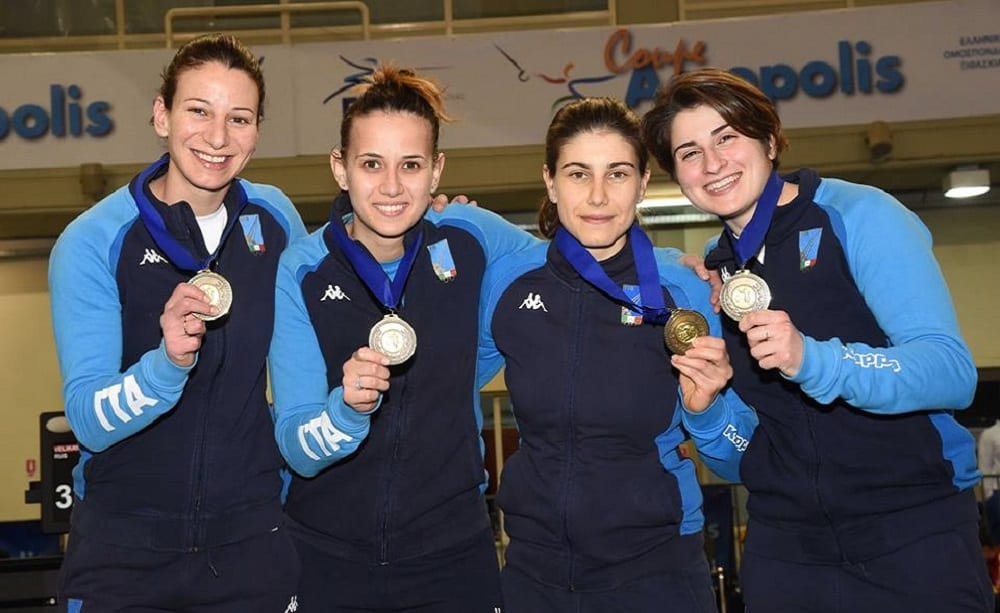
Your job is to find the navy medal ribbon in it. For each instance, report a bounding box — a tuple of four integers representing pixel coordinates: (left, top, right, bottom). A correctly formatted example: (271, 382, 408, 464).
(325, 199, 423, 311)
(726, 170, 783, 268)
(554, 223, 670, 324)
(130, 155, 249, 273)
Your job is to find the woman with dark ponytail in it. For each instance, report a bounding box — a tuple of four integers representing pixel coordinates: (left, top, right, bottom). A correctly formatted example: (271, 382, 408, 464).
(479, 97, 756, 612)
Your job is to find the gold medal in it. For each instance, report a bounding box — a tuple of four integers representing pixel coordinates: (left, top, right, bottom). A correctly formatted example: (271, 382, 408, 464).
(189, 270, 233, 321)
(719, 270, 771, 321)
(664, 309, 710, 354)
(369, 314, 417, 365)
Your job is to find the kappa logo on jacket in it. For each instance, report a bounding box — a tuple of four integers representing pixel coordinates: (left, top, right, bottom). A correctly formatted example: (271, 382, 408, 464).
(321, 284, 351, 301)
(518, 292, 548, 312)
(139, 248, 166, 266)
(283, 595, 299, 612)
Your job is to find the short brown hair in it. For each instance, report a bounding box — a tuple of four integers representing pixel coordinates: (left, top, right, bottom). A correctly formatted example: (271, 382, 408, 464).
(641, 68, 788, 179)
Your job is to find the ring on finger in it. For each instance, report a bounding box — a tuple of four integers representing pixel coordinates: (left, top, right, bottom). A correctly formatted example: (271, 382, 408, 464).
(356, 376, 363, 391)
(182, 316, 190, 336)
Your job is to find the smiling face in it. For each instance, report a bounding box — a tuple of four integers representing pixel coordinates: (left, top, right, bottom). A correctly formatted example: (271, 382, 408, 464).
(668, 104, 776, 235)
(332, 110, 444, 261)
(151, 61, 260, 214)
(545, 129, 650, 261)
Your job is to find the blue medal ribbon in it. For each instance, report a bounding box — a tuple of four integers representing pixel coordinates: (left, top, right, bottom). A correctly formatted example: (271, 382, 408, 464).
(325, 197, 423, 310)
(130, 155, 249, 272)
(727, 170, 783, 268)
(554, 223, 670, 324)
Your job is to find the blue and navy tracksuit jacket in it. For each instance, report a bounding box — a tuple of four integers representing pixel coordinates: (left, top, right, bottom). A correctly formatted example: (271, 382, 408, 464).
(702, 168, 979, 564)
(48, 155, 306, 552)
(478, 236, 758, 590)
(269, 193, 538, 563)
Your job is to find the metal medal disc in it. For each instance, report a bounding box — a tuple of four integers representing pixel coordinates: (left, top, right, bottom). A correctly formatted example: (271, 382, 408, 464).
(664, 308, 710, 354)
(188, 270, 233, 321)
(719, 270, 772, 322)
(369, 314, 417, 365)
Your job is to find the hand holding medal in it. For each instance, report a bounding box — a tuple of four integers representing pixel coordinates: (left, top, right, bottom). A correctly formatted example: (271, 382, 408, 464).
(670, 334, 735, 413)
(160, 281, 216, 367)
(738, 309, 804, 378)
(343, 347, 391, 413)
(663, 308, 710, 355)
(188, 270, 233, 321)
(130, 159, 249, 368)
(369, 314, 417, 365)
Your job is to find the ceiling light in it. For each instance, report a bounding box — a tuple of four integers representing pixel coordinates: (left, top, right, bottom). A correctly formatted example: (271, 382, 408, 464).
(638, 195, 694, 209)
(640, 182, 693, 210)
(943, 167, 990, 199)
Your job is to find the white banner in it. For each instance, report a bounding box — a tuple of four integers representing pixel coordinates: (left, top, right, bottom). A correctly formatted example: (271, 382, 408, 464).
(0, 0, 996, 170)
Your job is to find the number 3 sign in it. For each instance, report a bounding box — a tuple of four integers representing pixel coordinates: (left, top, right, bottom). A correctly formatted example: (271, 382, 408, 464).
(39, 411, 78, 533)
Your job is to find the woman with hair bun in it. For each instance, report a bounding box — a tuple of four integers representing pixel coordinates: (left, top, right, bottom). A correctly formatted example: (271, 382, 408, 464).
(269, 64, 539, 612)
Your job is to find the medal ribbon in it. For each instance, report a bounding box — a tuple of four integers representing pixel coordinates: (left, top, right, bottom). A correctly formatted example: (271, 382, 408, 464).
(131, 155, 249, 272)
(727, 170, 783, 268)
(554, 223, 670, 324)
(325, 201, 423, 311)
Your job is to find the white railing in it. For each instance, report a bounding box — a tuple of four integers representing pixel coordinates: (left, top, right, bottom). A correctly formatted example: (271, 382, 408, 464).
(678, 0, 854, 21)
(165, 1, 371, 46)
(0, 0, 617, 52)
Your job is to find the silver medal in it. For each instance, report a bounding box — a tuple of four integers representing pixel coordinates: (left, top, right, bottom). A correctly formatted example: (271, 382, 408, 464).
(369, 314, 417, 365)
(719, 270, 771, 321)
(188, 270, 233, 321)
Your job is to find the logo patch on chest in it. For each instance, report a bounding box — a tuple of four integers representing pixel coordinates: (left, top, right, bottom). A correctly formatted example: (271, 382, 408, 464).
(799, 228, 822, 272)
(239, 214, 266, 254)
(427, 238, 457, 282)
(621, 283, 643, 325)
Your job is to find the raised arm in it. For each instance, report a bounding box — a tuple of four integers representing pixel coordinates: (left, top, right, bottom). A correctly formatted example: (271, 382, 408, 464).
(49, 220, 195, 452)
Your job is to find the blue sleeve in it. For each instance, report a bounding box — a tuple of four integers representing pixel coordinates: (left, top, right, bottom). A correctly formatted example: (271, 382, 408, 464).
(269, 230, 373, 478)
(476, 243, 550, 390)
(654, 407, 706, 535)
(428, 204, 541, 389)
(679, 392, 757, 483)
(656, 249, 758, 482)
(48, 197, 190, 453)
(243, 181, 308, 243)
(702, 233, 721, 257)
(426, 203, 541, 267)
(790, 180, 976, 414)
